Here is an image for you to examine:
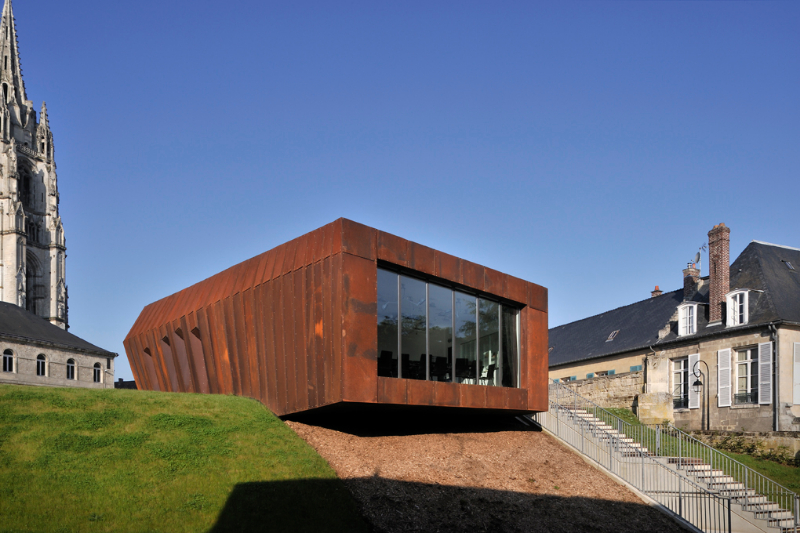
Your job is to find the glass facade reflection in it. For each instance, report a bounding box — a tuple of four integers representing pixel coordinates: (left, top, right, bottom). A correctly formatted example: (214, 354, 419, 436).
(377, 267, 519, 388)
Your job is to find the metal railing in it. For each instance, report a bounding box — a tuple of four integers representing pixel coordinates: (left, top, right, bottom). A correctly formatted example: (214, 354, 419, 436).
(535, 380, 800, 532)
(533, 402, 732, 533)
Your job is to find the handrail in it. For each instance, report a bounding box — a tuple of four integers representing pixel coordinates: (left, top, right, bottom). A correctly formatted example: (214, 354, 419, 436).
(546, 379, 800, 529)
(535, 396, 734, 532)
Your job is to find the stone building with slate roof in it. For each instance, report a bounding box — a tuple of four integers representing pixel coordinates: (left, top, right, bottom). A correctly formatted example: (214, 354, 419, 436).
(549, 224, 800, 432)
(0, 302, 116, 388)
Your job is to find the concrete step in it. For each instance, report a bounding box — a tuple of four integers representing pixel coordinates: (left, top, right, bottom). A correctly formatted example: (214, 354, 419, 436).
(754, 510, 793, 520)
(740, 497, 775, 510)
(771, 518, 797, 528)
(666, 457, 706, 465)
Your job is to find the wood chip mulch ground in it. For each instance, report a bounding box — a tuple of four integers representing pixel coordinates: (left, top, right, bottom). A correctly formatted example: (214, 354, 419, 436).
(285, 410, 685, 533)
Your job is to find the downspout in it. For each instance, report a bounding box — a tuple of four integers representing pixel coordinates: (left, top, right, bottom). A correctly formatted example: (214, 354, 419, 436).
(770, 324, 779, 432)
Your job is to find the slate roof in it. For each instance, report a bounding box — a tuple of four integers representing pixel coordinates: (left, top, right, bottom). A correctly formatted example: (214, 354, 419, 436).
(549, 241, 800, 368)
(0, 302, 115, 357)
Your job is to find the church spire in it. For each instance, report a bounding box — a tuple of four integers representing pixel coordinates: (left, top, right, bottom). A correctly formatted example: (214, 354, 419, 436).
(0, 0, 27, 107)
(40, 101, 48, 127)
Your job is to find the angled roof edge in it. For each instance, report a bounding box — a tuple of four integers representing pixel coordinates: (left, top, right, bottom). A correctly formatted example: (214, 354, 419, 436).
(550, 287, 683, 331)
(751, 241, 800, 252)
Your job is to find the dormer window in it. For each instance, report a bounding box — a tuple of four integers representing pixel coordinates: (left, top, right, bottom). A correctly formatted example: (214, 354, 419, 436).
(727, 290, 749, 327)
(606, 330, 619, 342)
(678, 303, 697, 336)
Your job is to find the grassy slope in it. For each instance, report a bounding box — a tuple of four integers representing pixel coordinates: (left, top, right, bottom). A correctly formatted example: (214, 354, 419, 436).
(0, 385, 368, 533)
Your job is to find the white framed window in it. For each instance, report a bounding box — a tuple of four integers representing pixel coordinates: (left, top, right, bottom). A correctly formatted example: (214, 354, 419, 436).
(2, 349, 12, 373)
(726, 291, 749, 327)
(66, 359, 75, 380)
(672, 358, 689, 409)
(734, 347, 758, 404)
(678, 303, 697, 336)
(36, 354, 46, 377)
(93, 363, 101, 383)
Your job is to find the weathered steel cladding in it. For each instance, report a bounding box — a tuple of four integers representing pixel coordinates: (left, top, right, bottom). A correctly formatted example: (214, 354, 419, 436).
(125, 219, 548, 416)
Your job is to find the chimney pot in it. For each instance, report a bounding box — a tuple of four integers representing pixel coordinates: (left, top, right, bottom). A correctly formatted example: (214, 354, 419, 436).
(651, 285, 663, 298)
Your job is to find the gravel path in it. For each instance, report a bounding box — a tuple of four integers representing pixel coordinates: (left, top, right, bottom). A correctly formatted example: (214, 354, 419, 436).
(286, 413, 685, 533)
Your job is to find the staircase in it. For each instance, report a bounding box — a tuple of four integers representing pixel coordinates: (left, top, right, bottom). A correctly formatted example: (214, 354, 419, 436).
(529, 381, 800, 533)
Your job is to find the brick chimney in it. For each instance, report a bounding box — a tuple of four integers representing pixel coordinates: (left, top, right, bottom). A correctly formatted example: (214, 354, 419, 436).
(683, 264, 700, 300)
(708, 223, 730, 324)
(651, 286, 663, 298)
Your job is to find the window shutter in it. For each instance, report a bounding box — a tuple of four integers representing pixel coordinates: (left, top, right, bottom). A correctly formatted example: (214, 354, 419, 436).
(758, 342, 773, 405)
(688, 353, 700, 409)
(793, 343, 800, 405)
(718, 349, 731, 407)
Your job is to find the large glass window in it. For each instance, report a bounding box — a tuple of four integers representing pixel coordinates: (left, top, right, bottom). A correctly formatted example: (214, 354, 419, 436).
(428, 284, 453, 382)
(377, 269, 399, 378)
(454, 292, 477, 384)
(478, 299, 499, 386)
(401, 276, 427, 380)
(377, 267, 520, 388)
(501, 307, 519, 387)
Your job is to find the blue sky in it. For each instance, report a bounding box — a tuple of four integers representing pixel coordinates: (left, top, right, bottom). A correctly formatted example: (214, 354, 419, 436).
(13, 1, 799, 381)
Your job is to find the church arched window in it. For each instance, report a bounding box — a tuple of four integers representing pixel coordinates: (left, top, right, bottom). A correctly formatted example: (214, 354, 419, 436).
(2, 349, 13, 373)
(37, 354, 46, 377)
(66, 359, 75, 380)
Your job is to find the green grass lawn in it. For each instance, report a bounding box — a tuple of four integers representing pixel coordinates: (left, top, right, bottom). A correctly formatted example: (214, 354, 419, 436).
(0, 384, 368, 533)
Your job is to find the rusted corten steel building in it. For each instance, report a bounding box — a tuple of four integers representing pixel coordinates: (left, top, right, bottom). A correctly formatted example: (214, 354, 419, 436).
(124, 219, 548, 416)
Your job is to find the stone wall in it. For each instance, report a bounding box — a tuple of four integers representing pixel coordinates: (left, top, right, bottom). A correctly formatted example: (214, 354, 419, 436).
(564, 370, 644, 410)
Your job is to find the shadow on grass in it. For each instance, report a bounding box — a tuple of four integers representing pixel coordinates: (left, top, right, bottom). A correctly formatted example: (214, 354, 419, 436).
(209, 477, 686, 533)
(285, 403, 537, 437)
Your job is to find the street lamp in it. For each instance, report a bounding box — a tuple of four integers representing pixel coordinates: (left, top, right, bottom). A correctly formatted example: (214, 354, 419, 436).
(692, 360, 710, 431)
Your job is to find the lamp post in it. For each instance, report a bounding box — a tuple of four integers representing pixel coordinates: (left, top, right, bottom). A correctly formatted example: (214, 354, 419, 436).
(693, 360, 710, 431)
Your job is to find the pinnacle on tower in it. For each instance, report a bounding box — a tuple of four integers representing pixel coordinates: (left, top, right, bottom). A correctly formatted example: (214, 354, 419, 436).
(40, 101, 48, 127)
(0, 0, 27, 106)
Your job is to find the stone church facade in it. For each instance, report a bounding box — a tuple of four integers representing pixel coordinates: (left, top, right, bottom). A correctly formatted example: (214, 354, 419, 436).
(0, 0, 66, 329)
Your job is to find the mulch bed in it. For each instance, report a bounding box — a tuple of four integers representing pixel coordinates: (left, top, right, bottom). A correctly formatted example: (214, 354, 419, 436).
(285, 412, 685, 533)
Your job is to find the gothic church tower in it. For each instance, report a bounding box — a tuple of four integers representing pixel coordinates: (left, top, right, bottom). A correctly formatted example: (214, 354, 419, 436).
(0, 0, 67, 329)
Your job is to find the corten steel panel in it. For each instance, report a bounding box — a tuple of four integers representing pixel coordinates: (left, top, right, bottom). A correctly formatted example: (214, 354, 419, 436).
(322, 258, 333, 406)
(259, 282, 280, 412)
(272, 278, 288, 414)
(341, 253, 378, 404)
(406, 378, 434, 405)
(330, 253, 344, 403)
(433, 382, 459, 407)
(461, 260, 485, 292)
(292, 270, 309, 413)
(378, 376, 407, 404)
(528, 284, 548, 313)
(505, 276, 528, 305)
(184, 314, 210, 394)
(281, 238, 298, 276)
(196, 307, 221, 394)
(125, 218, 548, 416)
(460, 384, 487, 409)
(407, 241, 436, 277)
(435, 251, 462, 284)
(208, 301, 234, 395)
(505, 388, 528, 410)
(303, 266, 318, 409)
(224, 296, 244, 396)
(486, 386, 505, 410)
(525, 308, 548, 411)
(176, 318, 200, 392)
(484, 268, 506, 298)
(377, 231, 408, 267)
(243, 289, 262, 403)
(341, 219, 376, 261)
(168, 324, 193, 392)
